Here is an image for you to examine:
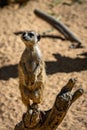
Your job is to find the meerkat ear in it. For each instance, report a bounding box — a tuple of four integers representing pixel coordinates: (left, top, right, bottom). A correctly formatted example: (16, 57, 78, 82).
(37, 34, 41, 42)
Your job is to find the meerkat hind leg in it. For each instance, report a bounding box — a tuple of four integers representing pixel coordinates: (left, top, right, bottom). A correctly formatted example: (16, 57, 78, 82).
(20, 86, 30, 108)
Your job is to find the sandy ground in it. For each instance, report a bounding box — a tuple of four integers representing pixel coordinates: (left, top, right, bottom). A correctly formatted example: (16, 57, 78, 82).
(0, 0, 87, 130)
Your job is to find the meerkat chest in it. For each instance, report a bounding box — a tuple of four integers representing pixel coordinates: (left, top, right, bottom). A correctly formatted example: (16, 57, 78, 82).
(23, 46, 42, 73)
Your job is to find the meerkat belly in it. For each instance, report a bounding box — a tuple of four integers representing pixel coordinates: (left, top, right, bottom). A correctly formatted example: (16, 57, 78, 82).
(25, 49, 40, 73)
(25, 59, 37, 73)
(23, 47, 44, 90)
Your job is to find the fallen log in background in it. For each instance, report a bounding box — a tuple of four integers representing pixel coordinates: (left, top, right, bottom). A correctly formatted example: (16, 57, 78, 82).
(14, 78, 84, 130)
(34, 9, 82, 48)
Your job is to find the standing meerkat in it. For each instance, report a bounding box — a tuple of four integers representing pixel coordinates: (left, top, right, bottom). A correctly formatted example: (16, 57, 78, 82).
(18, 31, 46, 108)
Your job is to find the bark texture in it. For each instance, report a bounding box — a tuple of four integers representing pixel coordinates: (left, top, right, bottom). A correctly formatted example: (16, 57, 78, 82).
(14, 78, 84, 130)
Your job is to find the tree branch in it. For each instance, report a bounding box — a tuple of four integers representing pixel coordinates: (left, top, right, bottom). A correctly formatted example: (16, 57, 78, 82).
(14, 78, 84, 130)
(34, 9, 82, 48)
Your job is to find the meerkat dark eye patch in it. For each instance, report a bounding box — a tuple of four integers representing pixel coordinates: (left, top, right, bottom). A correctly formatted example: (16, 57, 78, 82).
(22, 32, 27, 39)
(37, 35, 41, 41)
(28, 32, 34, 38)
(22, 32, 30, 41)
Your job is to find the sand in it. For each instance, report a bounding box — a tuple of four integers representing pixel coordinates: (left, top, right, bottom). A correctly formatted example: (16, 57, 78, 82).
(0, 0, 87, 130)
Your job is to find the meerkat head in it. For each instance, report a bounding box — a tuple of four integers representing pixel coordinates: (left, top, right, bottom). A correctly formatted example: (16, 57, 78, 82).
(21, 31, 41, 48)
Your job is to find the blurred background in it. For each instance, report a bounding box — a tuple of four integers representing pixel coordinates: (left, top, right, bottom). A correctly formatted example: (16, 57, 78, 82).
(0, 0, 87, 130)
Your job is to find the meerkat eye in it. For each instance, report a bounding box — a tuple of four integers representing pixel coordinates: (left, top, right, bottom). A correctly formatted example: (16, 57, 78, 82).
(29, 32, 34, 38)
(22, 32, 26, 38)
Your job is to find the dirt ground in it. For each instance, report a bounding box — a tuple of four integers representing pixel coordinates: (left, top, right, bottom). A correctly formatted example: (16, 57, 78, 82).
(0, 0, 87, 130)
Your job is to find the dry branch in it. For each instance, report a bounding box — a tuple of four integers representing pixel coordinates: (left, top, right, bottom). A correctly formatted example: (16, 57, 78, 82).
(34, 9, 82, 48)
(14, 78, 84, 130)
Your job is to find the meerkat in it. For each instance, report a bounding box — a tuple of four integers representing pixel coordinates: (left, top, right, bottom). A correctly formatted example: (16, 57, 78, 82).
(18, 31, 46, 108)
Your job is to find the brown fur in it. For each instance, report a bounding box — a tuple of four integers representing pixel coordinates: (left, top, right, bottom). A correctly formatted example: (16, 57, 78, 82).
(18, 31, 46, 108)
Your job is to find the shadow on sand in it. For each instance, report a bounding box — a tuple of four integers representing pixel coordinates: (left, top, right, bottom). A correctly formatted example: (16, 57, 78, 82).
(0, 53, 87, 80)
(46, 53, 87, 74)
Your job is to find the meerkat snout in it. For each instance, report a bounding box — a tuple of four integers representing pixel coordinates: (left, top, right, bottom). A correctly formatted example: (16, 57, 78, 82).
(22, 32, 34, 41)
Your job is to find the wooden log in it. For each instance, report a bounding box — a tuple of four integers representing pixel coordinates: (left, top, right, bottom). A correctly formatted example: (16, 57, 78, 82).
(34, 9, 82, 48)
(14, 78, 84, 130)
